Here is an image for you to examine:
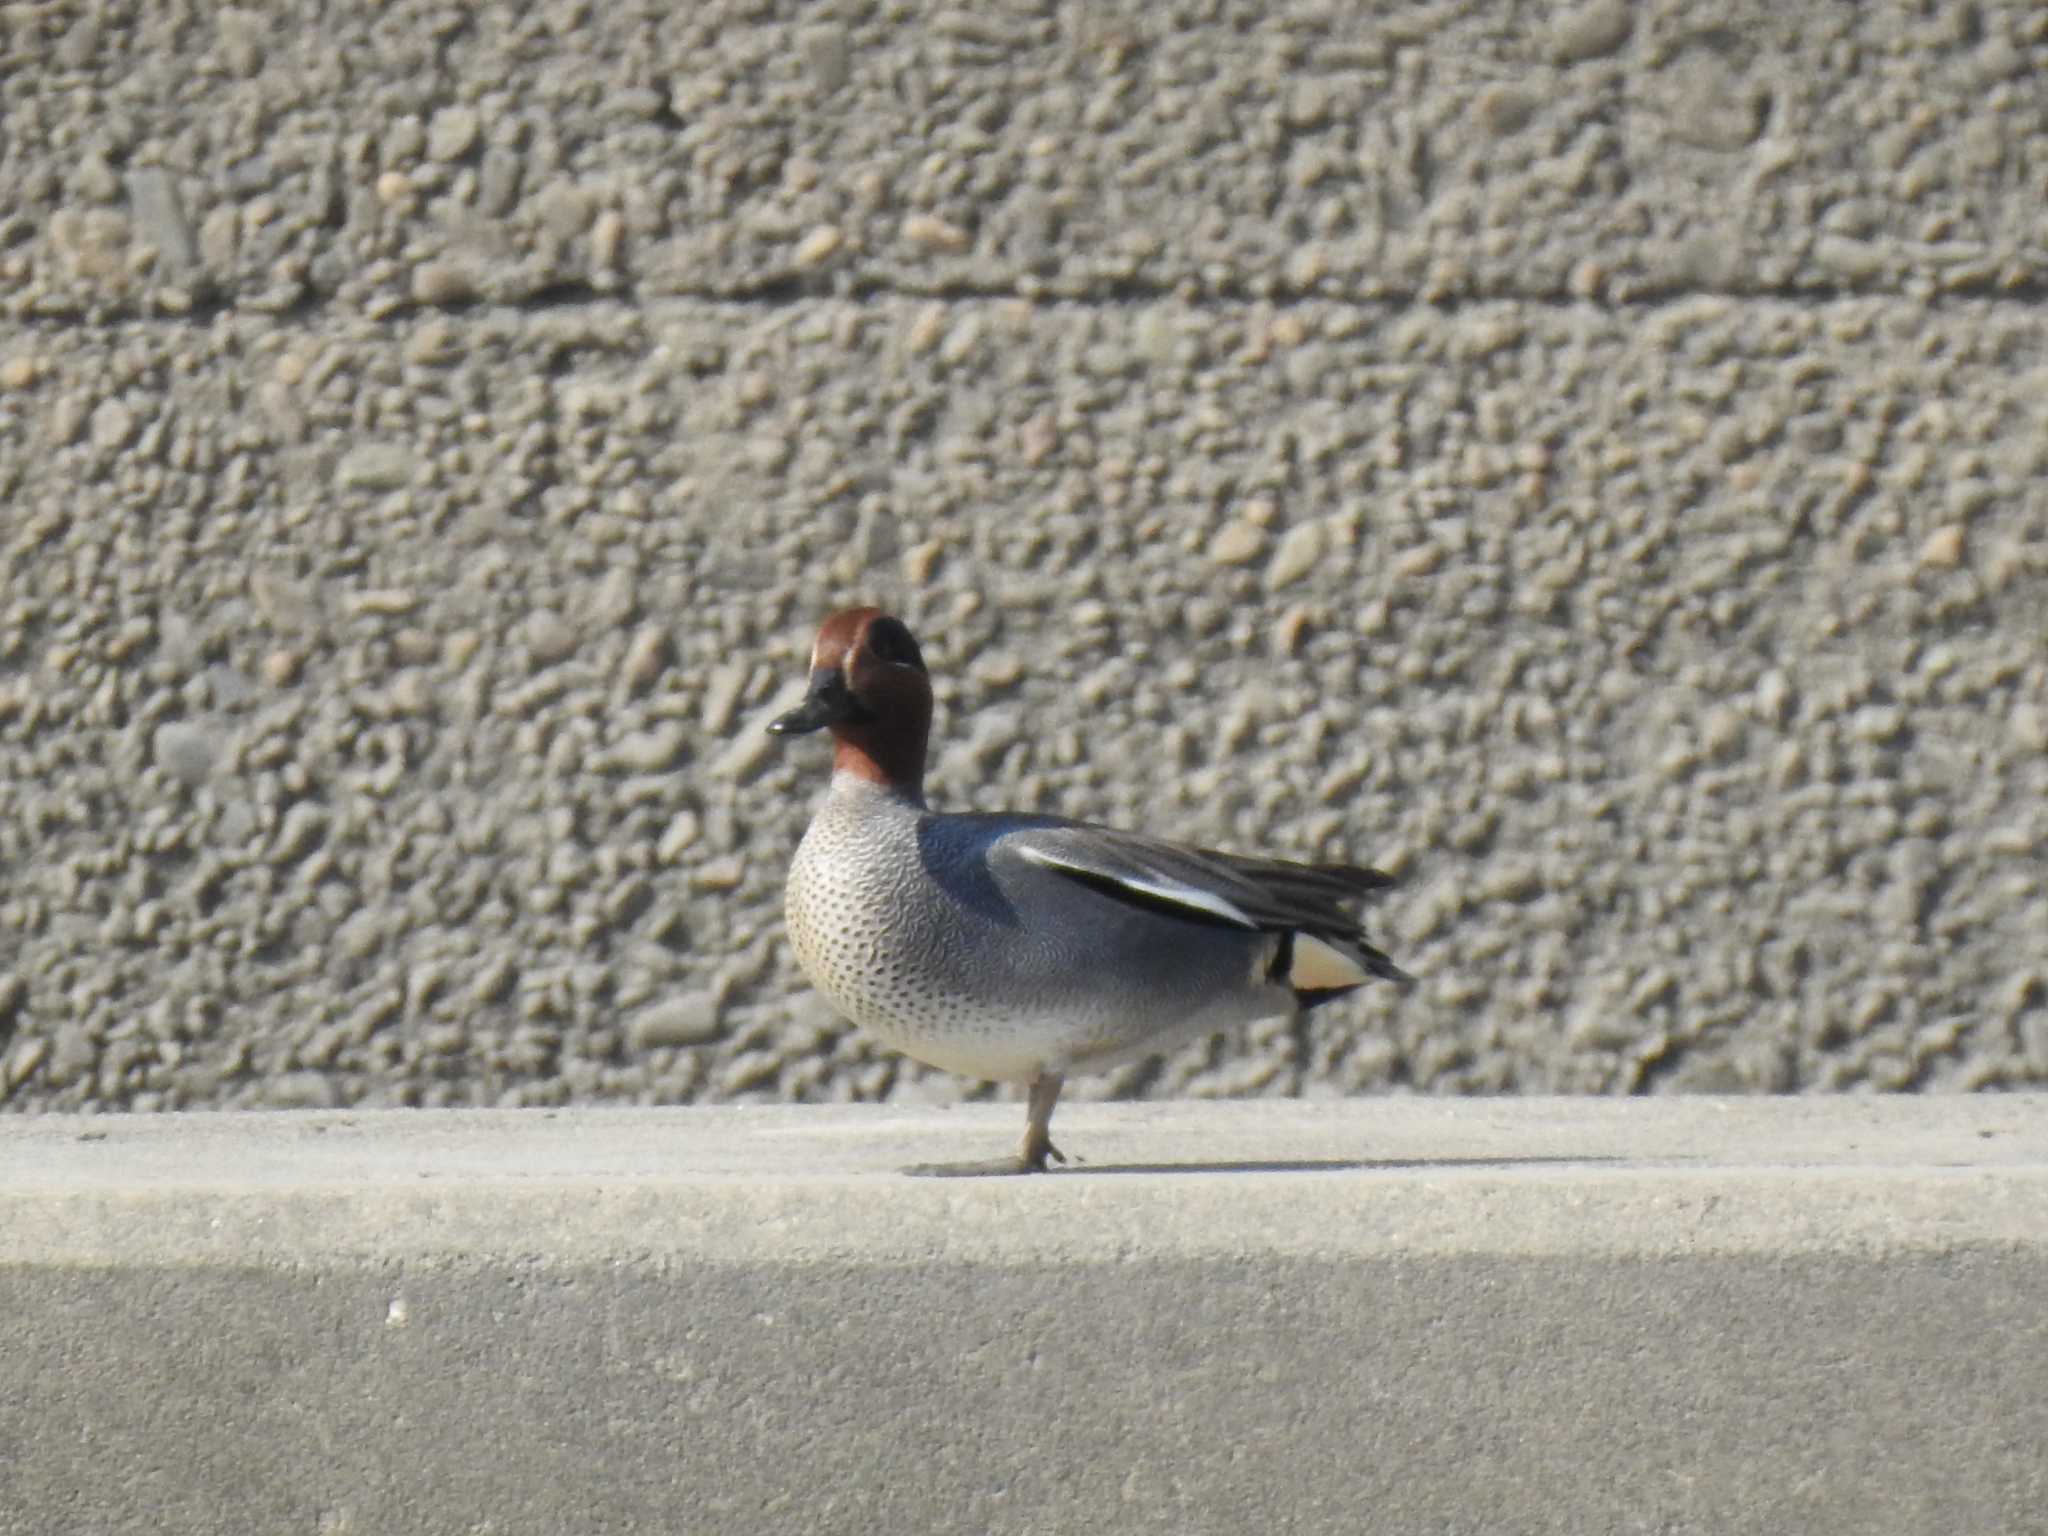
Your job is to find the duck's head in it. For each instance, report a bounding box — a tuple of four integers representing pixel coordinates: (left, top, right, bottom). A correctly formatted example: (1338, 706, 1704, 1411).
(769, 607, 932, 793)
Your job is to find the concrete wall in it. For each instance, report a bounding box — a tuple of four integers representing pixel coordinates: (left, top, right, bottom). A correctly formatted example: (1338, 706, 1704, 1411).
(5, 1100, 2046, 1535)
(2, 1, 2046, 1113)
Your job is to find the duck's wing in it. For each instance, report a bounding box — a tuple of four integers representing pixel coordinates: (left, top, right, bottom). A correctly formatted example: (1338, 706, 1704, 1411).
(1006, 822, 1413, 991)
(1008, 824, 1267, 930)
(1007, 823, 1391, 930)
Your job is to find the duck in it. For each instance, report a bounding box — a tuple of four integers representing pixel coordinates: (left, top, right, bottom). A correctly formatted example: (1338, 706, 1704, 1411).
(769, 607, 1410, 1175)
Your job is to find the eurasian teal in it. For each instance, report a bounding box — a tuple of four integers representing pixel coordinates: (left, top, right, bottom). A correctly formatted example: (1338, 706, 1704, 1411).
(771, 607, 1410, 1174)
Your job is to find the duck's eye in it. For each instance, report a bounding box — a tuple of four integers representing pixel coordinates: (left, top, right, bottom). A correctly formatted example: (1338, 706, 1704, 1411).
(864, 618, 926, 673)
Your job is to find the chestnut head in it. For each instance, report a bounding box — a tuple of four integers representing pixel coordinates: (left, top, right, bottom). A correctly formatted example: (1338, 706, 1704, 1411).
(770, 608, 932, 793)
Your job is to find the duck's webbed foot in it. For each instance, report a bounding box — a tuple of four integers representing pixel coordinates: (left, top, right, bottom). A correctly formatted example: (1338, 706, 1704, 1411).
(901, 1072, 1069, 1178)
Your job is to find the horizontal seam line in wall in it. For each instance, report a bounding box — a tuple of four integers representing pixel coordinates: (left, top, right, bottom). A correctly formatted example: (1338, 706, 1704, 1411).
(13, 279, 2048, 328)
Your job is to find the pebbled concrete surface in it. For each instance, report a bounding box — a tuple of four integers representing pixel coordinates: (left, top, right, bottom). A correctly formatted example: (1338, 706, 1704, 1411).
(1, 2, 2047, 1113)
(4, 1101, 2046, 1536)
(6, 1, 2045, 312)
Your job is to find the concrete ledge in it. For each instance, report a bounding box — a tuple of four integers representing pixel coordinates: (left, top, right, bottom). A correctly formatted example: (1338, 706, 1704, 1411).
(5, 1100, 2046, 1535)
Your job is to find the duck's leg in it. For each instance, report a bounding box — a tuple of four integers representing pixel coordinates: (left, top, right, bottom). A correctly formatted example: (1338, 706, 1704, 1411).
(1018, 1072, 1068, 1170)
(903, 1072, 1069, 1178)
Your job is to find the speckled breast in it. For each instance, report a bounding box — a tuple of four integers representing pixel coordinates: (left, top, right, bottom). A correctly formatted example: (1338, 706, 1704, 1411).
(782, 789, 1032, 1079)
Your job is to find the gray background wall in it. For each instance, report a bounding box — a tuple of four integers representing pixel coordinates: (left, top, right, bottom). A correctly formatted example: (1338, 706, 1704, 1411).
(1, 0, 2044, 1113)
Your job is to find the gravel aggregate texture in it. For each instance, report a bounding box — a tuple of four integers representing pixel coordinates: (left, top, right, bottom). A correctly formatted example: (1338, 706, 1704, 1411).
(1, 1, 2045, 1112)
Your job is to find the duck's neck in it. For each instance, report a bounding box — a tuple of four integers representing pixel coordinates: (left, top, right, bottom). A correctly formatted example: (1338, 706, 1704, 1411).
(830, 725, 927, 805)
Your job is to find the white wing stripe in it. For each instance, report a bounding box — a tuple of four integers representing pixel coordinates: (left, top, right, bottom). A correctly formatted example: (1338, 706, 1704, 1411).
(1015, 843, 1260, 929)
